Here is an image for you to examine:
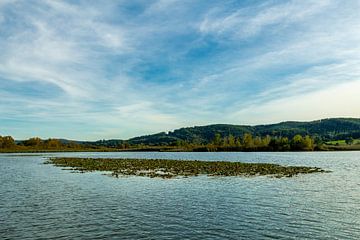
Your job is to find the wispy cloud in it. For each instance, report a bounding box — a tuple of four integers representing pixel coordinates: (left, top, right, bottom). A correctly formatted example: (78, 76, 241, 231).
(230, 80, 360, 125)
(199, 0, 331, 39)
(0, 0, 359, 140)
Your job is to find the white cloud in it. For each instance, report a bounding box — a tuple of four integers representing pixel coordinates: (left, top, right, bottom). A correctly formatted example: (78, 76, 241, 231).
(255, 60, 360, 102)
(0, 0, 359, 139)
(145, 0, 180, 13)
(230, 80, 360, 124)
(199, 0, 331, 38)
(190, 0, 360, 110)
(0, 0, 132, 98)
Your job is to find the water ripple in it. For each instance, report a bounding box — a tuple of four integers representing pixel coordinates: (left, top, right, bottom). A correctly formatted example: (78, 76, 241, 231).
(1, 152, 360, 239)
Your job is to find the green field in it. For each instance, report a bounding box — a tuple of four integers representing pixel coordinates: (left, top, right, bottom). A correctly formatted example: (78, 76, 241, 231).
(326, 139, 360, 145)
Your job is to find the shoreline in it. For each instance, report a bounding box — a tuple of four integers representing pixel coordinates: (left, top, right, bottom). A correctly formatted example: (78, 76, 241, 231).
(1, 147, 360, 154)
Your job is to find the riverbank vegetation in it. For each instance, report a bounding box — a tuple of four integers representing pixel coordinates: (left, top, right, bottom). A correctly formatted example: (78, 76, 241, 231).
(1, 133, 360, 153)
(2, 118, 360, 152)
(45, 157, 327, 178)
(0, 136, 115, 153)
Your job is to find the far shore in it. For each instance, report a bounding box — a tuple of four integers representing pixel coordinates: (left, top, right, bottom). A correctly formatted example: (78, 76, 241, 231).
(1, 144, 360, 154)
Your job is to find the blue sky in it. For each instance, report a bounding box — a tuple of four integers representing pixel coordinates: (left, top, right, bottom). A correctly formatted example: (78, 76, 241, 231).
(0, 0, 360, 140)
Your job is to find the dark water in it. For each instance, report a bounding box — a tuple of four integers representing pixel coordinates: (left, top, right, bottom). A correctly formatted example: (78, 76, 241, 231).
(1, 152, 360, 239)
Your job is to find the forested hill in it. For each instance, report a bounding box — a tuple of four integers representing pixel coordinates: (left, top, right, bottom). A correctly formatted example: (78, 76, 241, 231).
(2, 117, 360, 152)
(126, 118, 360, 146)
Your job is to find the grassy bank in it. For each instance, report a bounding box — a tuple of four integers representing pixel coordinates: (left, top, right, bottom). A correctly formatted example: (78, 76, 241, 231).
(45, 157, 327, 178)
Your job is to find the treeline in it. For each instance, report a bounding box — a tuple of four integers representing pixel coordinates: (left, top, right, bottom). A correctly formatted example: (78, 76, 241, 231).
(0, 136, 103, 152)
(0, 133, 358, 152)
(173, 133, 318, 151)
(126, 118, 360, 146)
(0, 135, 146, 152)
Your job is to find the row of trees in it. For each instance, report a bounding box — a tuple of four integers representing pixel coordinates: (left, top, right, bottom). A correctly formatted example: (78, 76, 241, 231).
(175, 133, 316, 151)
(213, 133, 315, 151)
(0, 136, 84, 151)
(20, 137, 79, 149)
(0, 133, 336, 152)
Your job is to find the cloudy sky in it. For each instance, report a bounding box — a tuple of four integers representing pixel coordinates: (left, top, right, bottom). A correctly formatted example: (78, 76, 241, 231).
(0, 0, 359, 140)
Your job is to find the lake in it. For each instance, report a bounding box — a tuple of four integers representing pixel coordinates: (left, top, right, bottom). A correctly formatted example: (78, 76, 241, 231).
(1, 151, 360, 239)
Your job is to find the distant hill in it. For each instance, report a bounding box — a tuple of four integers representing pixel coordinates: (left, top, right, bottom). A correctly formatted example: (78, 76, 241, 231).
(8, 118, 360, 151)
(29, 118, 359, 147)
(125, 118, 360, 146)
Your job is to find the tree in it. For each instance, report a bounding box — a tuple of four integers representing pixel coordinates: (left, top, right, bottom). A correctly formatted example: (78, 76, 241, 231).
(23, 137, 42, 147)
(290, 135, 314, 151)
(243, 133, 254, 149)
(268, 137, 289, 151)
(0, 136, 15, 148)
(313, 135, 323, 146)
(67, 141, 81, 149)
(303, 135, 314, 151)
(191, 137, 202, 146)
(123, 141, 130, 149)
(44, 139, 61, 149)
(235, 137, 242, 147)
(228, 134, 235, 147)
(213, 133, 222, 146)
(253, 136, 262, 147)
(176, 140, 183, 147)
(291, 135, 304, 150)
(262, 135, 271, 147)
(279, 137, 290, 151)
(345, 137, 354, 145)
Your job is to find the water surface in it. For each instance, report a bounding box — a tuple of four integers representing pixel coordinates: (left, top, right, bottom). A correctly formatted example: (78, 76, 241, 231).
(1, 152, 360, 239)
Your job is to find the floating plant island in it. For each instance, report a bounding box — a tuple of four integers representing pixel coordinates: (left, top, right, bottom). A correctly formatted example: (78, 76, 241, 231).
(45, 157, 328, 178)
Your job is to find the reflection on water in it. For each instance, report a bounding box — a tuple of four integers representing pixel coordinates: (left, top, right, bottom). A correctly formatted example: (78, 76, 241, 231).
(1, 152, 360, 239)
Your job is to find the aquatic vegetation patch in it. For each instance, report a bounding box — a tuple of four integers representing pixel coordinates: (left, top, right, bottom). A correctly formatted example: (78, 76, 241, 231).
(45, 157, 328, 179)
